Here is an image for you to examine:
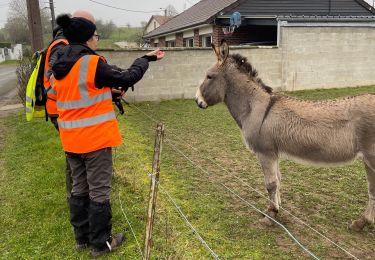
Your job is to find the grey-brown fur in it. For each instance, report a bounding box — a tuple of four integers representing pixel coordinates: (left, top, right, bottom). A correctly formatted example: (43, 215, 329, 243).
(195, 41, 375, 231)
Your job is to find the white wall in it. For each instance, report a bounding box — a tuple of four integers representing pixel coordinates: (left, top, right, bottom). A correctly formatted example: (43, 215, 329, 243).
(0, 44, 23, 62)
(0, 49, 5, 63)
(99, 25, 375, 101)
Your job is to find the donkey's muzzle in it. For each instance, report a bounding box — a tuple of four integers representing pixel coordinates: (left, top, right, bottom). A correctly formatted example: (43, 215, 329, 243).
(195, 98, 207, 109)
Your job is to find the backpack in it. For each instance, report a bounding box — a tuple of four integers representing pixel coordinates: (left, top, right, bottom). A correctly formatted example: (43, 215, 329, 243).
(25, 50, 47, 121)
(25, 38, 68, 121)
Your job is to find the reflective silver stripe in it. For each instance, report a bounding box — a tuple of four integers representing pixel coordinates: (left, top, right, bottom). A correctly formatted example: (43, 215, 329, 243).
(26, 107, 33, 112)
(57, 56, 111, 109)
(58, 111, 116, 129)
(47, 87, 57, 95)
(50, 76, 54, 87)
(26, 96, 32, 102)
(57, 91, 112, 109)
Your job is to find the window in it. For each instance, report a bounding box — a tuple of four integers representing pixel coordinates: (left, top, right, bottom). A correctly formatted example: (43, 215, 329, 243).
(217, 18, 278, 46)
(183, 38, 194, 47)
(200, 34, 212, 47)
(153, 21, 156, 29)
(166, 41, 175, 47)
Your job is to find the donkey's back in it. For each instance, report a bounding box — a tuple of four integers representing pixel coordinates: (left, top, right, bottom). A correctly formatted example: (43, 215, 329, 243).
(264, 93, 375, 166)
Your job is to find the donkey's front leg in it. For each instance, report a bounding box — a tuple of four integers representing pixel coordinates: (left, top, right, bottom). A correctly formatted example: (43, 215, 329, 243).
(350, 162, 375, 231)
(257, 153, 281, 226)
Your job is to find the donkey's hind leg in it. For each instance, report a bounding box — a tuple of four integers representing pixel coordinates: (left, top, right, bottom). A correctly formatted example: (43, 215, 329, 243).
(257, 154, 281, 226)
(350, 160, 375, 231)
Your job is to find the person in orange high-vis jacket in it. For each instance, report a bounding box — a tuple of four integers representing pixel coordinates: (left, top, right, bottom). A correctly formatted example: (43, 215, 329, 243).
(44, 10, 97, 200)
(52, 14, 164, 257)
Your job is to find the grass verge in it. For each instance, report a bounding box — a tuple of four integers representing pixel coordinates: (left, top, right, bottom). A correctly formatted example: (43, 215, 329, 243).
(1, 85, 375, 259)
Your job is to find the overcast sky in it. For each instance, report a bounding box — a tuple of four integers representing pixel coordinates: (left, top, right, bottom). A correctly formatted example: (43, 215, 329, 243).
(1, 0, 374, 29)
(0, 0, 201, 28)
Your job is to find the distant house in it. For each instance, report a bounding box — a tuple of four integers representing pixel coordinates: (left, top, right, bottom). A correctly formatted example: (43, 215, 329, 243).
(143, 0, 375, 48)
(144, 15, 175, 34)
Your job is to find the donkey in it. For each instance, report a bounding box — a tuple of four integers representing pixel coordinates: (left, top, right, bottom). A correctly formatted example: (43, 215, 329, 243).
(195, 40, 375, 231)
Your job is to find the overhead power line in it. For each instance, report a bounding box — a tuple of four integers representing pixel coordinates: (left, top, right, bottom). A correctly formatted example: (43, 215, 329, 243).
(87, 0, 162, 13)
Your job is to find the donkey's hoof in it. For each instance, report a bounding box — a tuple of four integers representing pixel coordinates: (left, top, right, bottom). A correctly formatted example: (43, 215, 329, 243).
(259, 216, 274, 227)
(349, 218, 367, 232)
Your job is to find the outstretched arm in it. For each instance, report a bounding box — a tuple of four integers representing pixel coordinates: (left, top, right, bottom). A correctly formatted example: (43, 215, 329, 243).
(95, 49, 165, 89)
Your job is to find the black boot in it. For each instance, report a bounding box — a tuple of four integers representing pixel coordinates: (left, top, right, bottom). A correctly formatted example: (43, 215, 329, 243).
(89, 200, 112, 251)
(91, 233, 125, 258)
(69, 195, 90, 247)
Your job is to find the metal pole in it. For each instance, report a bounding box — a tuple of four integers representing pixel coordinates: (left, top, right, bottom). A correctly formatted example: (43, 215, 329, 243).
(49, 0, 56, 30)
(26, 0, 44, 51)
(143, 123, 165, 260)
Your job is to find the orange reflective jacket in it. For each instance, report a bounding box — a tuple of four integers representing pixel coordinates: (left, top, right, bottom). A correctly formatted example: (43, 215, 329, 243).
(54, 55, 122, 153)
(44, 39, 69, 117)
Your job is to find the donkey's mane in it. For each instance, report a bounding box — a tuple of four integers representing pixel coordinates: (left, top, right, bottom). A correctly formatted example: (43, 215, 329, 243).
(230, 53, 273, 94)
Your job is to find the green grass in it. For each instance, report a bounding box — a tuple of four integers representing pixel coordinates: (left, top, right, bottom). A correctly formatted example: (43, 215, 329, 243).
(97, 39, 119, 49)
(1, 85, 375, 259)
(97, 27, 143, 49)
(0, 60, 18, 65)
(283, 85, 375, 100)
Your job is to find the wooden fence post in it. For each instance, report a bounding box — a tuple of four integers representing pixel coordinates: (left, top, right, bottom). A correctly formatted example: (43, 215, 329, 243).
(143, 123, 165, 260)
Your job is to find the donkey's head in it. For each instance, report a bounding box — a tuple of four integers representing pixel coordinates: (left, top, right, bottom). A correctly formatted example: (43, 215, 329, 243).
(196, 40, 273, 109)
(195, 40, 230, 109)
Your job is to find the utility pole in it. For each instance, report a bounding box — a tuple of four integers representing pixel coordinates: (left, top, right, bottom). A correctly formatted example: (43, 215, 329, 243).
(26, 0, 44, 52)
(49, 0, 56, 30)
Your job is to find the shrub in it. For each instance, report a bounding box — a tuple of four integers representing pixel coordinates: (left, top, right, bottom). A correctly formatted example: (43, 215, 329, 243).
(16, 48, 33, 105)
(0, 42, 12, 48)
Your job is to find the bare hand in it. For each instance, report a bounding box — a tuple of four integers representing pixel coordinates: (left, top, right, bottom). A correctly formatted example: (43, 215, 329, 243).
(146, 48, 165, 60)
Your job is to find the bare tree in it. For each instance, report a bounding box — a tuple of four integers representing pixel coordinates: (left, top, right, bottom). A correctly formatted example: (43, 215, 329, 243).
(96, 20, 117, 39)
(8, 0, 29, 22)
(4, 0, 51, 44)
(140, 21, 148, 28)
(165, 4, 179, 16)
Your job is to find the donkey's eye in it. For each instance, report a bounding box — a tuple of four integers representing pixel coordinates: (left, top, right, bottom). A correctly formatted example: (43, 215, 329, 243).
(207, 75, 212, 80)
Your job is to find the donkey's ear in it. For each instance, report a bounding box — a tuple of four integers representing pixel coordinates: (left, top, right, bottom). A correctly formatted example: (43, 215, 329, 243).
(211, 43, 221, 61)
(219, 40, 229, 64)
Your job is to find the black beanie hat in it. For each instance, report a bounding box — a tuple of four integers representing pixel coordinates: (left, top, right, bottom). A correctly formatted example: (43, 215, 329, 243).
(56, 14, 96, 43)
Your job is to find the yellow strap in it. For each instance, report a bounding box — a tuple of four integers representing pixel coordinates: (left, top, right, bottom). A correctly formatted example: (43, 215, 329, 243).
(25, 56, 42, 121)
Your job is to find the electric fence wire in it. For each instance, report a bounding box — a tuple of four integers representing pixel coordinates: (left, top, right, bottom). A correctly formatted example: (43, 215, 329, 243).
(128, 102, 360, 260)
(113, 144, 144, 258)
(164, 138, 320, 260)
(158, 182, 220, 260)
(117, 191, 144, 259)
(87, 0, 162, 13)
(128, 104, 319, 259)
(115, 126, 222, 259)
(164, 130, 360, 259)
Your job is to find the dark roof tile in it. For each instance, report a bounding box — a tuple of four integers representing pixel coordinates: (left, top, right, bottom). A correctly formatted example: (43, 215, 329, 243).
(144, 0, 239, 38)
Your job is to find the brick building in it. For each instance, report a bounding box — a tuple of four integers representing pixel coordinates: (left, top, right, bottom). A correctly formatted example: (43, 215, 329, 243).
(143, 0, 375, 48)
